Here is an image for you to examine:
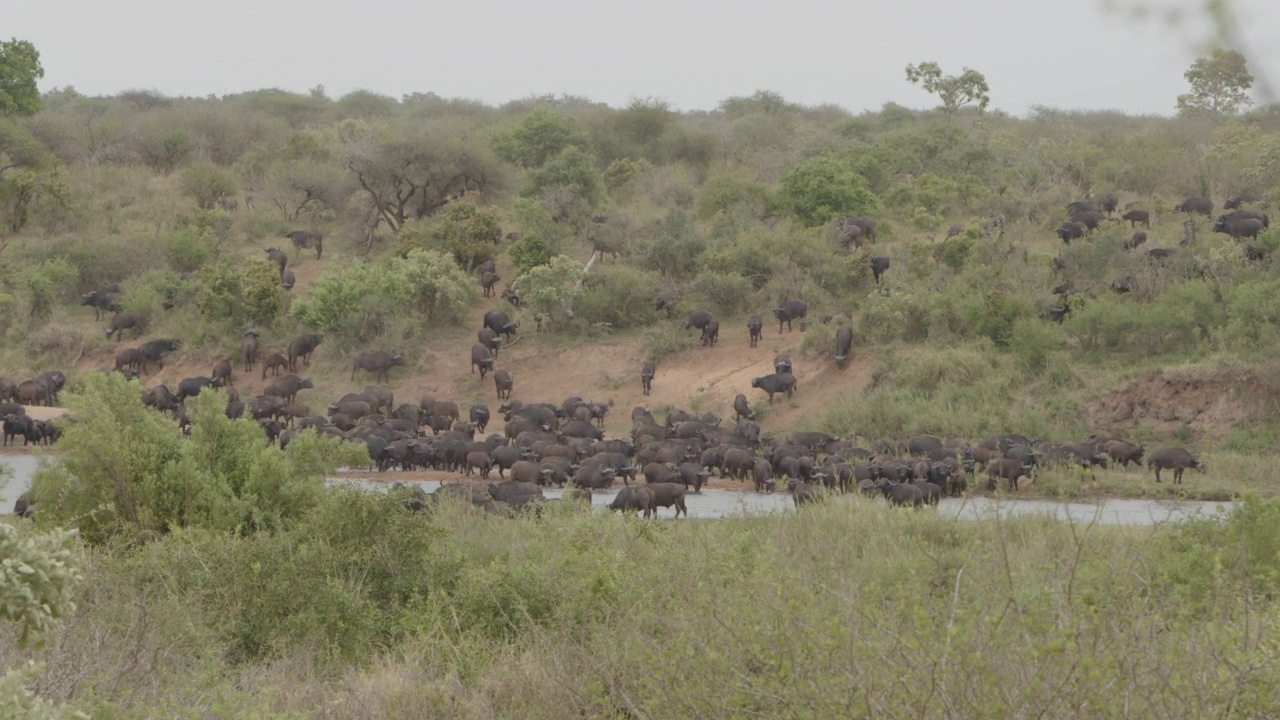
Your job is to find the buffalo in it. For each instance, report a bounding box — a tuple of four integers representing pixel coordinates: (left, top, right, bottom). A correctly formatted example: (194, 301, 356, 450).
(494, 369, 514, 399)
(773, 353, 792, 375)
(483, 310, 519, 339)
(1148, 447, 1204, 484)
(286, 230, 323, 259)
(81, 286, 122, 321)
(773, 300, 807, 333)
(747, 314, 762, 347)
(241, 329, 259, 371)
(481, 271, 501, 298)
(733, 393, 754, 421)
(265, 247, 288, 277)
(835, 324, 853, 368)
(287, 333, 323, 371)
(638, 483, 688, 519)
(471, 344, 495, 379)
(478, 327, 502, 358)
(136, 339, 180, 373)
(685, 310, 715, 333)
(1122, 210, 1150, 228)
(1176, 197, 1213, 216)
(1213, 217, 1263, 240)
(700, 319, 719, 347)
(1056, 221, 1086, 244)
(260, 352, 288, 379)
(751, 372, 796, 402)
(871, 256, 891, 284)
(106, 311, 143, 341)
(640, 360, 655, 396)
(281, 269, 296, 290)
(1124, 232, 1148, 250)
(264, 374, 314, 405)
(351, 351, 405, 382)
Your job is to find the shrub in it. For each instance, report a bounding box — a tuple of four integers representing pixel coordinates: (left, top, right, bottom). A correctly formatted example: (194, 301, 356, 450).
(694, 271, 754, 317)
(165, 226, 213, 273)
(491, 105, 588, 169)
(195, 259, 283, 328)
(696, 173, 771, 219)
(30, 375, 365, 546)
(774, 151, 884, 227)
(178, 161, 238, 210)
(394, 198, 500, 272)
(10, 257, 78, 318)
(640, 323, 696, 362)
(508, 233, 554, 274)
(520, 255, 583, 331)
(1007, 317, 1062, 375)
(575, 265, 658, 330)
(523, 146, 605, 208)
(121, 269, 195, 321)
(290, 250, 473, 339)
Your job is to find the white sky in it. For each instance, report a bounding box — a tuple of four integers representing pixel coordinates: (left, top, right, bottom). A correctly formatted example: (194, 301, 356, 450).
(8, 0, 1279, 115)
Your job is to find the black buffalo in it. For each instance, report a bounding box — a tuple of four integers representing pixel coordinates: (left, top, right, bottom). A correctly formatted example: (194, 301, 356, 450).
(835, 324, 853, 368)
(773, 300, 806, 333)
(751, 372, 797, 402)
(287, 333, 323, 371)
(351, 351, 405, 383)
(286, 230, 323, 259)
(871, 256, 891, 284)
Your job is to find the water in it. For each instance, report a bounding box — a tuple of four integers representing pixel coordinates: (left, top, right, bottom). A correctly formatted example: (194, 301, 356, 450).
(1, 455, 39, 514)
(0, 455, 1235, 524)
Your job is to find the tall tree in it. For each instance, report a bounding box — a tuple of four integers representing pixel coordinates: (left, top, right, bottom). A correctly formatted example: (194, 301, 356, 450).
(0, 38, 43, 118)
(904, 62, 991, 126)
(1176, 49, 1254, 115)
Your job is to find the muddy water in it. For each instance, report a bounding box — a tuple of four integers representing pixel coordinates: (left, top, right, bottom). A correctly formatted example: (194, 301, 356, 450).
(0, 455, 1234, 524)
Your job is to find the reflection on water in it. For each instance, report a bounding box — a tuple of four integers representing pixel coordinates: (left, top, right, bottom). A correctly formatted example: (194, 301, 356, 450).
(0, 455, 1236, 524)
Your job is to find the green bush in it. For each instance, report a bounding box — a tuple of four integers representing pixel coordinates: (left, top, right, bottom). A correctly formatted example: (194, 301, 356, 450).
(178, 161, 238, 210)
(1007, 317, 1062, 375)
(195, 259, 283, 328)
(164, 226, 213, 273)
(508, 233, 554, 274)
(696, 172, 771, 219)
(694, 271, 754, 317)
(575, 265, 657, 330)
(774, 151, 884, 227)
(30, 375, 365, 546)
(640, 323, 696, 362)
(121, 269, 195, 321)
(10, 257, 77, 318)
(395, 199, 500, 272)
(290, 249, 473, 339)
(523, 145, 605, 208)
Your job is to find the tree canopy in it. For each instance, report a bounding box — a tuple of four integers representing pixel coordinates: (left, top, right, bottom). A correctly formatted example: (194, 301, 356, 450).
(1176, 49, 1254, 115)
(0, 39, 43, 118)
(904, 62, 991, 125)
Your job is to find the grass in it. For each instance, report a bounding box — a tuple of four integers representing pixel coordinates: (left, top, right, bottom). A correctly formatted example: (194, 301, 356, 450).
(7, 493, 1280, 717)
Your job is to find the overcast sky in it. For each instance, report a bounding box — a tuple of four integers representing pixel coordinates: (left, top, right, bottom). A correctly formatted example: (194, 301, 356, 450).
(8, 0, 1279, 116)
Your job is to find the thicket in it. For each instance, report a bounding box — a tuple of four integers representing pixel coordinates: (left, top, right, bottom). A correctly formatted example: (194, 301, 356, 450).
(8, 472, 1280, 716)
(5, 77, 1280, 446)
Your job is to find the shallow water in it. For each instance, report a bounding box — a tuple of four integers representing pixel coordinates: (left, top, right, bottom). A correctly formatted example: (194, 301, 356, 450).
(0, 455, 1234, 524)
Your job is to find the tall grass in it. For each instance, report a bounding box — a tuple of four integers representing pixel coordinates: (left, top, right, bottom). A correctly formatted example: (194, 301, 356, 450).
(7, 495, 1280, 717)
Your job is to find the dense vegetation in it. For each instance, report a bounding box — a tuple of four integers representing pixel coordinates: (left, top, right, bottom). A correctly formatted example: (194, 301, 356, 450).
(8, 34, 1280, 715)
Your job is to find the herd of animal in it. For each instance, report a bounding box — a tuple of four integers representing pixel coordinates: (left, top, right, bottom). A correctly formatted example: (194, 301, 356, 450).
(4, 213, 1220, 520)
(1053, 193, 1271, 250)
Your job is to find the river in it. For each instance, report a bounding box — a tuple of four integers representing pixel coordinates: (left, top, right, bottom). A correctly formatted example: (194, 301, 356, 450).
(2, 456, 1234, 525)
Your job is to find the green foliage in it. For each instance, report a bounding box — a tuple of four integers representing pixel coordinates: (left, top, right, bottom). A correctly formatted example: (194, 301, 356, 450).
(519, 254, 582, 329)
(0, 661, 87, 720)
(938, 230, 975, 271)
(631, 209, 705, 277)
(178, 161, 238, 210)
(640, 323, 696, 362)
(11, 257, 77, 318)
(164, 226, 213, 273)
(395, 197, 499, 271)
(523, 145, 605, 208)
(290, 249, 473, 337)
(575, 265, 657, 330)
(0, 167, 70, 235)
(491, 105, 588, 168)
(694, 271, 754, 317)
(508, 233, 554, 273)
(0, 39, 44, 118)
(30, 375, 365, 545)
(195, 259, 283, 328)
(904, 61, 991, 124)
(121, 269, 194, 320)
(1224, 279, 1280, 348)
(696, 172, 771, 219)
(0, 521, 80, 648)
(775, 151, 884, 227)
(1176, 49, 1254, 116)
(1007, 317, 1062, 375)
